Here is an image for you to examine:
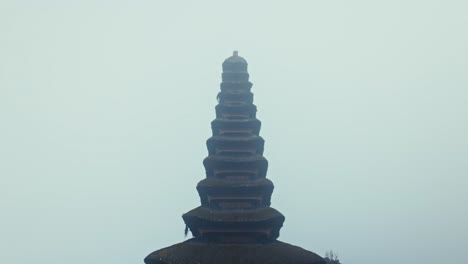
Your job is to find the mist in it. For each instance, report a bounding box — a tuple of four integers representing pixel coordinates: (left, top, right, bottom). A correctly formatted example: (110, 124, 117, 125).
(1, 1, 467, 264)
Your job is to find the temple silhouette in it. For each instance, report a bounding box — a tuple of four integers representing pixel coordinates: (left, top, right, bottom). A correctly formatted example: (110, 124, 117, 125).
(144, 52, 325, 264)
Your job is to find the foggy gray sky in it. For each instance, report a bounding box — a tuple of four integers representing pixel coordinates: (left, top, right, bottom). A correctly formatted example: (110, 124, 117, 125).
(1, 1, 467, 264)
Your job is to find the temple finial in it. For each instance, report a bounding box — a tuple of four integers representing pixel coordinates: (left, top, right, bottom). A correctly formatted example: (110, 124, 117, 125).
(233, 50, 238, 56)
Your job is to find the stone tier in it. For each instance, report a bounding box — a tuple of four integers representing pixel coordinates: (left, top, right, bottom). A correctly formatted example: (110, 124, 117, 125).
(196, 178, 274, 210)
(215, 104, 257, 120)
(222, 72, 250, 83)
(211, 119, 261, 137)
(217, 91, 254, 105)
(182, 206, 284, 242)
(203, 155, 268, 181)
(220, 81, 252, 92)
(206, 135, 264, 156)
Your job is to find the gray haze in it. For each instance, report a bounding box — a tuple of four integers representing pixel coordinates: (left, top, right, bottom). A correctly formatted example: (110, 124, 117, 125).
(1, 1, 467, 264)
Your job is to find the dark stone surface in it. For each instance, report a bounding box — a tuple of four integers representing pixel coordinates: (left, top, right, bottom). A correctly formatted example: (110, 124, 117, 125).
(145, 239, 326, 264)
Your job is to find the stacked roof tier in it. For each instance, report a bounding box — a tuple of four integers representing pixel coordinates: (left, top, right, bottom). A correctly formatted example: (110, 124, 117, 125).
(182, 51, 285, 243)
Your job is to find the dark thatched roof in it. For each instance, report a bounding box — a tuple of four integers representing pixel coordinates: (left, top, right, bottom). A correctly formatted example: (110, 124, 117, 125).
(145, 239, 325, 264)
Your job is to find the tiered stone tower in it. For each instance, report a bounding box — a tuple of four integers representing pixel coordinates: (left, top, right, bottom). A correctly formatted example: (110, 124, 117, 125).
(145, 52, 324, 264)
(183, 51, 284, 243)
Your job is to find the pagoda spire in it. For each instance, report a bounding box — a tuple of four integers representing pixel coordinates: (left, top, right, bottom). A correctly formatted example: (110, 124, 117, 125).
(144, 52, 325, 264)
(182, 51, 284, 242)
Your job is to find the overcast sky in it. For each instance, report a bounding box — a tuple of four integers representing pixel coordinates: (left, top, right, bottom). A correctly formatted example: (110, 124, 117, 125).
(1, 1, 467, 264)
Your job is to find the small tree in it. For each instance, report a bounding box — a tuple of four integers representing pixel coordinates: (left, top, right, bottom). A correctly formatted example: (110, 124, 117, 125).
(324, 250, 341, 264)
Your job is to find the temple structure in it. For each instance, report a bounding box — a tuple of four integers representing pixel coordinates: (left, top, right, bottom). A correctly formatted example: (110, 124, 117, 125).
(145, 52, 325, 264)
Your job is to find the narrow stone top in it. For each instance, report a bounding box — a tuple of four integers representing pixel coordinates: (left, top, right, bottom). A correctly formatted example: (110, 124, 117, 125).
(222, 51, 248, 72)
